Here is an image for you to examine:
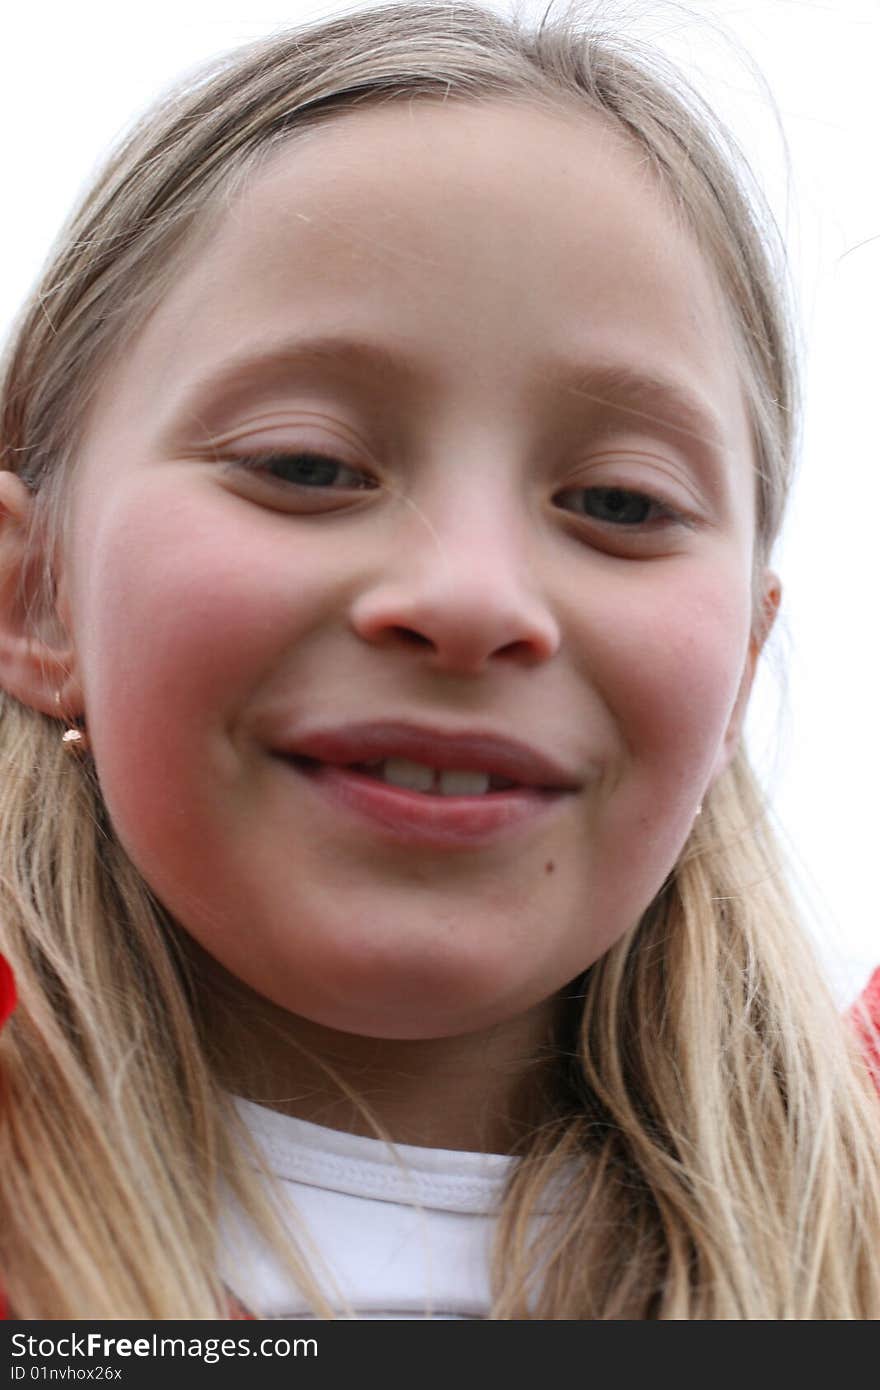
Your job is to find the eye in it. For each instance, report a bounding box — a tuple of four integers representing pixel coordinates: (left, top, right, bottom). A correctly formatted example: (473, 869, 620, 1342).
(233, 451, 379, 491)
(554, 485, 682, 527)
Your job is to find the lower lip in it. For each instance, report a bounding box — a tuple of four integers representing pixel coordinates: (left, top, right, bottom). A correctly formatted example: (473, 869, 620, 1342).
(280, 759, 568, 849)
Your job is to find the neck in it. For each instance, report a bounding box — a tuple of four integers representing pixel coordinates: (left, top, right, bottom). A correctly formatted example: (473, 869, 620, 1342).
(191, 952, 560, 1154)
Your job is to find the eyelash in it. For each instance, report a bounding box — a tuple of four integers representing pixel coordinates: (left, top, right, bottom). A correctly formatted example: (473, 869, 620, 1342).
(553, 485, 686, 529)
(234, 451, 379, 492)
(230, 451, 688, 530)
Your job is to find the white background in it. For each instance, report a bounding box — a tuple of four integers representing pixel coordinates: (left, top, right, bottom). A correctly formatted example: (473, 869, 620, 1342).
(1, 1, 877, 1001)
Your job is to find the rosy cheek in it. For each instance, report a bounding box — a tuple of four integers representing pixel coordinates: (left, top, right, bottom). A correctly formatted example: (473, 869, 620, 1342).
(76, 489, 281, 687)
(597, 564, 752, 778)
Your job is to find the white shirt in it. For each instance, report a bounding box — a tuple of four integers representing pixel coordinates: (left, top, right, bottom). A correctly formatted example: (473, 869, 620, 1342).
(220, 1099, 530, 1319)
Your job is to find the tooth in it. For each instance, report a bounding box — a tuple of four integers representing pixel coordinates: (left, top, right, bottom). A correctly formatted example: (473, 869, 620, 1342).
(380, 757, 435, 792)
(437, 769, 491, 797)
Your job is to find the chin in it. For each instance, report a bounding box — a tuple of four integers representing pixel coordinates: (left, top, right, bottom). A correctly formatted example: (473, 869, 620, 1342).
(252, 959, 548, 1043)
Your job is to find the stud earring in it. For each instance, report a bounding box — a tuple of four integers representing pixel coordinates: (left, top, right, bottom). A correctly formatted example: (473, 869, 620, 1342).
(61, 727, 89, 753)
(55, 690, 90, 755)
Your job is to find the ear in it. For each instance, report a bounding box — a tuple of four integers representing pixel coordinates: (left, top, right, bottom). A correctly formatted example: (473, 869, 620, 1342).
(712, 569, 781, 779)
(0, 471, 82, 717)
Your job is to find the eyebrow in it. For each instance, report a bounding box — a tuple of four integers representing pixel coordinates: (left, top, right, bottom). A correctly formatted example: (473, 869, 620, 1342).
(542, 360, 729, 458)
(174, 336, 421, 433)
(173, 334, 730, 459)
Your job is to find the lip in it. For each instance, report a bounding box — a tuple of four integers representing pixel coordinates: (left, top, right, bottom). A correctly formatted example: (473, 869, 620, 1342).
(271, 720, 583, 850)
(274, 721, 583, 791)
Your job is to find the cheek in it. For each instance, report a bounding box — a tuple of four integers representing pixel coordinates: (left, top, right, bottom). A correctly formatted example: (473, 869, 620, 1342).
(67, 486, 340, 827)
(544, 560, 753, 960)
(585, 559, 752, 815)
(75, 485, 329, 694)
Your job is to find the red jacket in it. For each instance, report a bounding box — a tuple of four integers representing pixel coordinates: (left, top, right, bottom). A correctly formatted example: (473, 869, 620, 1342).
(0, 952, 13, 1032)
(850, 966, 880, 1083)
(0, 952, 15, 1321)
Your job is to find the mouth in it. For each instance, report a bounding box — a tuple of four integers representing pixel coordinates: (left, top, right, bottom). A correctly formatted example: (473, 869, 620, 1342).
(274, 721, 581, 792)
(289, 754, 520, 797)
(273, 722, 580, 848)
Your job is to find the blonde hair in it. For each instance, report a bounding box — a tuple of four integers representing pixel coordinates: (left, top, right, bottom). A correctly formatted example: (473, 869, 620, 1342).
(1, 0, 878, 1318)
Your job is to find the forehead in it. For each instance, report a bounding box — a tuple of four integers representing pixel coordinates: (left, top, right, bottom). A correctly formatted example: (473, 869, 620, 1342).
(84, 96, 752, 506)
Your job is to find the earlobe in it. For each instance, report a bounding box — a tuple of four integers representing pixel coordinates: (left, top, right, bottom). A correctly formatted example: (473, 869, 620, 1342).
(712, 571, 781, 779)
(0, 471, 81, 717)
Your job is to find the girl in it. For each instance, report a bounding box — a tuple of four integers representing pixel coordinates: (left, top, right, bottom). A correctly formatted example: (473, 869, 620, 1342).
(0, 0, 878, 1319)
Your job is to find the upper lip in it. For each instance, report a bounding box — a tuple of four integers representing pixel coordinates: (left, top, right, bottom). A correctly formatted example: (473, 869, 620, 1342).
(276, 721, 583, 791)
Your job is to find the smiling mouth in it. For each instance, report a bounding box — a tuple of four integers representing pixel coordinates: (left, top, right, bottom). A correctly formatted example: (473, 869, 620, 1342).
(291, 755, 521, 797)
(279, 750, 569, 849)
(274, 719, 583, 851)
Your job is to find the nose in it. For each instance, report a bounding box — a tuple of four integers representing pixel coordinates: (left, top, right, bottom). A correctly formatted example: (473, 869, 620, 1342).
(348, 505, 561, 675)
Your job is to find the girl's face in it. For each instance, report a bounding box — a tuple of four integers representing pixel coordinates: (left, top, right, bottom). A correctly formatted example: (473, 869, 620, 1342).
(58, 99, 769, 1040)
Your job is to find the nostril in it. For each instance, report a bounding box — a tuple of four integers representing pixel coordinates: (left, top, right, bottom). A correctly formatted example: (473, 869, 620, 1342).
(350, 589, 560, 670)
(497, 638, 531, 659)
(392, 627, 433, 648)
